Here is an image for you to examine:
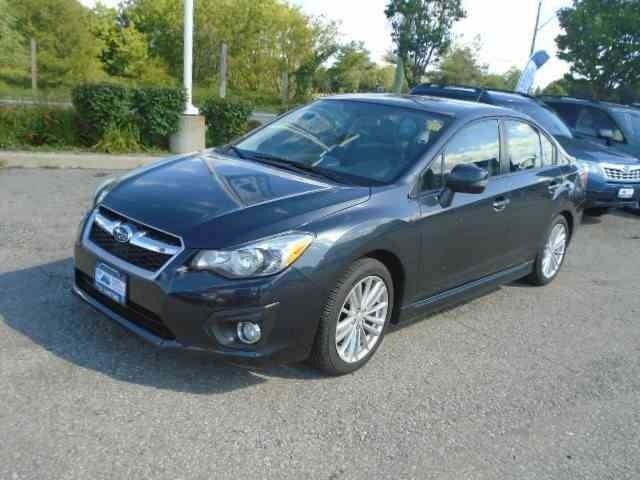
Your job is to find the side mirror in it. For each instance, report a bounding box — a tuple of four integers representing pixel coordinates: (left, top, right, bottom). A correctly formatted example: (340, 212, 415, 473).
(446, 163, 489, 194)
(439, 163, 489, 208)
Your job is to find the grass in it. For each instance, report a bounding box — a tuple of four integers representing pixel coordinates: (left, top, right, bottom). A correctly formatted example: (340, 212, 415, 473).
(0, 160, 6, 168)
(0, 80, 71, 103)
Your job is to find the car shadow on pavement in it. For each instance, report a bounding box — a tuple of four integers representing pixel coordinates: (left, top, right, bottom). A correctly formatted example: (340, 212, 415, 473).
(615, 208, 640, 220)
(0, 258, 324, 395)
(581, 214, 603, 225)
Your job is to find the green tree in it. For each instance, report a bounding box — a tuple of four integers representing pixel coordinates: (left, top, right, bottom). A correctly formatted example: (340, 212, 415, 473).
(430, 42, 521, 91)
(556, 0, 640, 99)
(430, 44, 486, 86)
(122, 0, 182, 78)
(328, 42, 376, 93)
(0, 0, 28, 71)
(542, 78, 570, 96)
(125, 0, 320, 98)
(9, 0, 104, 85)
(385, 0, 466, 88)
(92, 3, 171, 84)
(294, 17, 339, 101)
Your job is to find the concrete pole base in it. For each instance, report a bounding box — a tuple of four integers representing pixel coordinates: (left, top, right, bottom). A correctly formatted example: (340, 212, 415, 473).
(170, 115, 206, 154)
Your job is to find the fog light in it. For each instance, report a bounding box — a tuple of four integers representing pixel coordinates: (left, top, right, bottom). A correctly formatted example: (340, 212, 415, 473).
(237, 321, 261, 345)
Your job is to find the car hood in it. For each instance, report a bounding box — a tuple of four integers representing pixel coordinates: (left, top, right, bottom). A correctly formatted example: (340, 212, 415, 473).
(555, 136, 640, 165)
(102, 152, 370, 248)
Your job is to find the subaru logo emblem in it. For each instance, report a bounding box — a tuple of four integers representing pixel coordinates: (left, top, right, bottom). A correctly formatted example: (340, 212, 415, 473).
(113, 224, 133, 244)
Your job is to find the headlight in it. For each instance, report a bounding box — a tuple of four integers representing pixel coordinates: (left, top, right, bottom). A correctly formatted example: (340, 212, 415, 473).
(575, 160, 603, 176)
(93, 177, 118, 206)
(191, 232, 314, 278)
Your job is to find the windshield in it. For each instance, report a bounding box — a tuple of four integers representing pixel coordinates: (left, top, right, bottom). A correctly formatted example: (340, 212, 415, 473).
(503, 102, 573, 137)
(610, 108, 640, 143)
(235, 99, 449, 185)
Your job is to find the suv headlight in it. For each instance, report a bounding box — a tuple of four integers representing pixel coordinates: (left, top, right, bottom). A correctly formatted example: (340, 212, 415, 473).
(93, 177, 118, 206)
(576, 160, 604, 176)
(191, 232, 314, 278)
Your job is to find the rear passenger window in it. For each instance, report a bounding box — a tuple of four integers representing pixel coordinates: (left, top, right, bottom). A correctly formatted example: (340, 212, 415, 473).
(421, 120, 500, 192)
(506, 121, 543, 171)
(540, 133, 555, 166)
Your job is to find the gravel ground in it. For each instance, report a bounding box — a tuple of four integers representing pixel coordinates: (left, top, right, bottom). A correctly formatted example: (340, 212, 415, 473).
(1, 168, 639, 480)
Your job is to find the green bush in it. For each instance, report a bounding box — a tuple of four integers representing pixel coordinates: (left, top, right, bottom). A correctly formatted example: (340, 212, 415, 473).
(72, 83, 134, 144)
(95, 123, 142, 153)
(201, 98, 254, 146)
(0, 106, 80, 149)
(71, 83, 185, 149)
(134, 87, 186, 146)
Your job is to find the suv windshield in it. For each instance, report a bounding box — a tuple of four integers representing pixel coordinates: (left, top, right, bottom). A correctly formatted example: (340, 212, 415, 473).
(235, 99, 449, 185)
(501, 102, 573, 137)
(610, 108, 640, 143)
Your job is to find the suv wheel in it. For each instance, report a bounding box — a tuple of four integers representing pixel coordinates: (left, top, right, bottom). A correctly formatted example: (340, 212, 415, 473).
(310, 258, 394, 375)
(527, 215, 569, 286)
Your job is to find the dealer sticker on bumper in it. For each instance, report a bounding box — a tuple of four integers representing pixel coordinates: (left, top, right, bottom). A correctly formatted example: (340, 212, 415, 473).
(95, 263, 127, 305)
(618, 188, 635, 199)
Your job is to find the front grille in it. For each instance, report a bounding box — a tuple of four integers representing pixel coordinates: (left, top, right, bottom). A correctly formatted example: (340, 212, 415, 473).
(604, 166, 640, 182)
(98, 207, 181, 247)
(89, 225, 172, 271)
(75, 269, 176, 340)
(87, 206, 181, 273)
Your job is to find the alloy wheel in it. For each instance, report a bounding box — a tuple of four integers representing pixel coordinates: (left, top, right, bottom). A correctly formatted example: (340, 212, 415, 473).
(335, 276, 389, 364)
(542, 223, 567, 279)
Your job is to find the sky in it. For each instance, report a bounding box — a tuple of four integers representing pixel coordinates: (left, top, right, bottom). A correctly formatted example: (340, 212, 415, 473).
(79, 0, 573, 88)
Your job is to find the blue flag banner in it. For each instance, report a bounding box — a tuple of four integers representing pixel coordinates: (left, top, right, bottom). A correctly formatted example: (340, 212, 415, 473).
(516, 50, 550, 94)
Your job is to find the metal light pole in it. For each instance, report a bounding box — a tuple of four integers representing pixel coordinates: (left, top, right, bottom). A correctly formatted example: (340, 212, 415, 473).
(529, 0, 543, 56)
(170, 0, 205, 153)
(183, 0, 199, 115)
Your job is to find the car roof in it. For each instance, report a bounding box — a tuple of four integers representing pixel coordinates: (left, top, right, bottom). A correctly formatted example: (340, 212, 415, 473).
(540, 95, 633, 111)
(322, 93, 514, 119)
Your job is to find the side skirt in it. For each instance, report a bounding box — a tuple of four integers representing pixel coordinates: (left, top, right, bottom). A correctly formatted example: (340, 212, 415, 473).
(398, 262, 534, 323)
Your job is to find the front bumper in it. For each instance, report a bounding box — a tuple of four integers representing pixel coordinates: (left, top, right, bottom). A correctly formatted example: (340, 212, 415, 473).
(73, 238, 325, 365)
(585, 179, 640, 209)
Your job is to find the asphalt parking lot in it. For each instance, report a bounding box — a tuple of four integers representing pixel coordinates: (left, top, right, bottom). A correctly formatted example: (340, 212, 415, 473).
(1, 167, 640, 480)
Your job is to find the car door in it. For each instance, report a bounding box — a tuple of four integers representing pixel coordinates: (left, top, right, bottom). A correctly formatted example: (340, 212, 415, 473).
(499, 119, 565, 264)
(414, 118, 517, 299)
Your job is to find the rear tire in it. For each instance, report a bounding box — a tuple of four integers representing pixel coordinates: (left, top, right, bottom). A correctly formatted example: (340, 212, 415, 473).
(309, 258, 394, 375)
(527, 215, 569, 286)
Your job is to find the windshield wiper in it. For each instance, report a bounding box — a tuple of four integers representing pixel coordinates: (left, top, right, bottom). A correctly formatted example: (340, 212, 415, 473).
(246, 152, 350, 184)
(225, 145, 247, 159)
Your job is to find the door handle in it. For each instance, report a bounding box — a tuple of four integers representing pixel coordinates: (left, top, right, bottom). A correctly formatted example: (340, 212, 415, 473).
(492, 197, 510, 212)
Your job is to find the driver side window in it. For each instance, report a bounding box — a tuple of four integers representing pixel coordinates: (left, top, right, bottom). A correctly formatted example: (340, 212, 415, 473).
(422, 120, 500, 191)
(575, 107, 624, 142)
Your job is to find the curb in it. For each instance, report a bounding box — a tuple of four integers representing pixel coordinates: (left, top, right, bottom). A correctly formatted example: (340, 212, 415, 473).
(0, 151, 165, 170)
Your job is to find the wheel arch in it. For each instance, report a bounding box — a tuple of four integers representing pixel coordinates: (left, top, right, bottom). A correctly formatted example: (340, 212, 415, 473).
(558, 210, 575, 240)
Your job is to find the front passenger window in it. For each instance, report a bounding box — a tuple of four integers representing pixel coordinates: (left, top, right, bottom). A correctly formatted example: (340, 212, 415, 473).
(443, 120, 501, 176)
(421, 120, 500, 192)
(506, 121, 543, 171)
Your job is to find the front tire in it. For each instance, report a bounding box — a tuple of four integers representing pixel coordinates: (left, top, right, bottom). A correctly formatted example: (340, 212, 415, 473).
(527, 215, 569, 286)
(310, 258, 394, 375)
